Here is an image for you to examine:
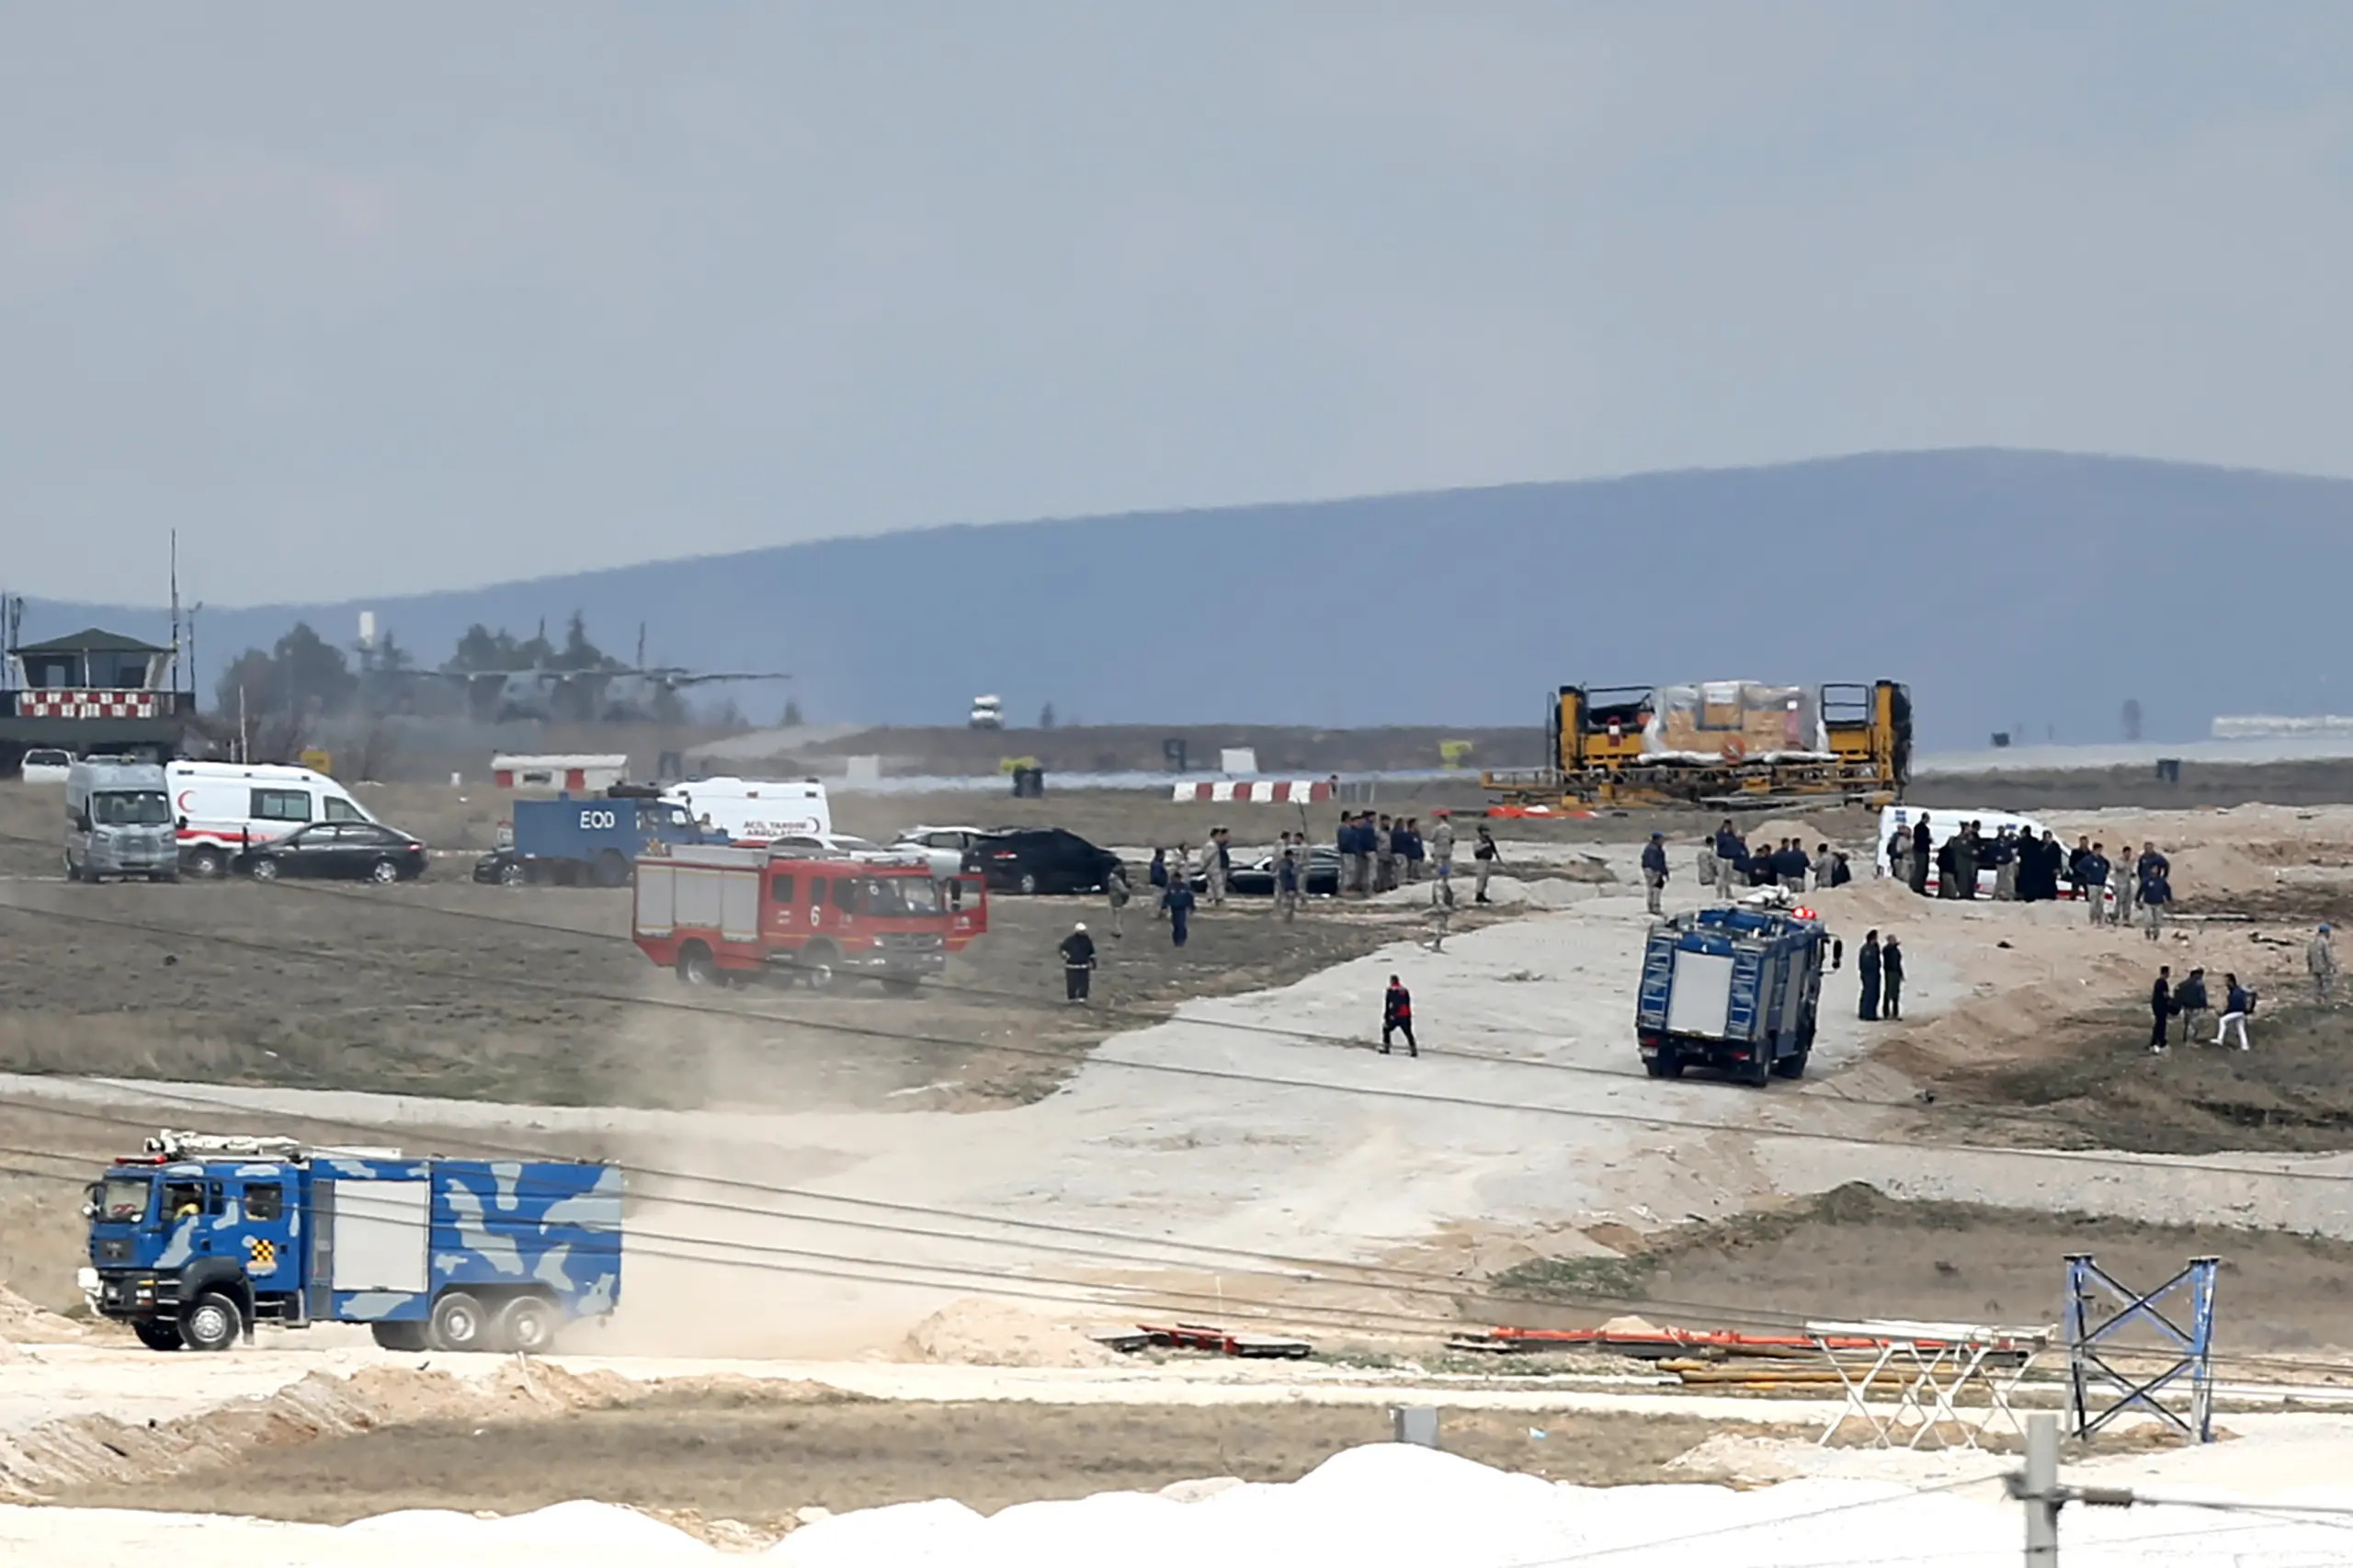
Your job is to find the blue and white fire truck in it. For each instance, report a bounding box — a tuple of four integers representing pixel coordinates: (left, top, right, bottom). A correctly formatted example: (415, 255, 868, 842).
(1635, 903, 1827, 1085)
(81, 1131, 623, 1353)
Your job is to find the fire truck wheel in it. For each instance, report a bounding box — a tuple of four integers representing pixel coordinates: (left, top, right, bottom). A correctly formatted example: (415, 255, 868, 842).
(179, 1291, 242, 1353)
(676, 943, 718, 986)
(134, 1319, 185, 1351)
(495, 1293, 560, 1355)
(429, 1290, 488, 1352)
(797, 942, 839, 990)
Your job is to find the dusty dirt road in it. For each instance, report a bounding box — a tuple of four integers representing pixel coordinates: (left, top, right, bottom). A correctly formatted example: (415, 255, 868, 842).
(49, 1387, 1776, 1533)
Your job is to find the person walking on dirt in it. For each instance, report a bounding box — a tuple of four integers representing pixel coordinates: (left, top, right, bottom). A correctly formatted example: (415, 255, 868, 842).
(1275, 844, 1302, 923)
(2078, 843, 2111, 926)
(2149, 966, 2175, 1054)
(1858, 930, 1882, 1020)
(1714, 821, 1745, 898)
(1403, 818, 1426, 882)
(1641, 832, 1669, 915)
(2174, 967, 2210, 1045)
(2112, 848, 2136, 928)
(1203, 828, 1232, 907)
(1165, 880, 1196, 948)
(1880, 935, 1905, 1019)
(1058, 922, 1097, 1004)
(1423, 866, 1455, 951)
(2213, 974, 2255, 1050)
(1908, 818, 1931, 895)
(1381, 974, 1417, 1057)
(1104, 862, 1131, 938)
(1148, 848, 1169, 919)
(2141, 863, 2171, 940)
(1473, 825, 1501, 903)
(2310, 925, 2338, 1001)
(1429, 811, 1456, 880)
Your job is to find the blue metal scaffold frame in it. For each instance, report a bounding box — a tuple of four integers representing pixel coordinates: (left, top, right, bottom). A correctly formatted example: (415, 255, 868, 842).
(2063, 1253, 2219, 1443)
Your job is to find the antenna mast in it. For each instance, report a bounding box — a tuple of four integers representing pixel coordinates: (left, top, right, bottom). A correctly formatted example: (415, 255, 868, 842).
(169, 530, 183, 697)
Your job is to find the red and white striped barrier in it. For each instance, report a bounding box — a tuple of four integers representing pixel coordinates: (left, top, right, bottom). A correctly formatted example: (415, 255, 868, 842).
(1171, 779, 1332, 803)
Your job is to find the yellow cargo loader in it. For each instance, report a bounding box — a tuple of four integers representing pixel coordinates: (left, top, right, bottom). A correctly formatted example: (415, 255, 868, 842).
(1482, 680, 1912, 810)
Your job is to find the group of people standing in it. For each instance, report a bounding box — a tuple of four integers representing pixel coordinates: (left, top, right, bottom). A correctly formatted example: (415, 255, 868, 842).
(1699, 823, 1853, 899)
(1855, 930, 1905, 1020)
(1888, 817, 2175, 937)
(1335, 812, 1437, 896)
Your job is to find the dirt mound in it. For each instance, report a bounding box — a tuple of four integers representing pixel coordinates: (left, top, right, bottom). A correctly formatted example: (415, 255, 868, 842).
(0, 1281, 84, 1344)
(0, 1358, 638, 1502)
(904, 1297, 1123, 1369)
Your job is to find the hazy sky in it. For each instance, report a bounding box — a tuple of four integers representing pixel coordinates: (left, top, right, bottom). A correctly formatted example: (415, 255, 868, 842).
(7, 5, 2352, 606)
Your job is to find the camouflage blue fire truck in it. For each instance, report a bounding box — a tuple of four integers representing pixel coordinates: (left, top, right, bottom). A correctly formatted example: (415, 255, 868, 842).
(81, 1131, 623, 1353)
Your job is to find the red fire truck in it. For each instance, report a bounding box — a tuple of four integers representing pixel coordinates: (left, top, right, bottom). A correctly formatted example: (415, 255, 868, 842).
(631, 845, 987, 991)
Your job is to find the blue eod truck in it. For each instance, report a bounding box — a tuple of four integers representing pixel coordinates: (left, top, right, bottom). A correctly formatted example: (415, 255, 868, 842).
(1635, 903, 1826, 1085)
(82, 1132, 622, 1353)
(474, 787, 706, 887)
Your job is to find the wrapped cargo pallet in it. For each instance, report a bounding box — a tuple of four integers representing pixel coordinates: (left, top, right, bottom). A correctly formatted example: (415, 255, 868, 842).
(1648, 681, 1829, 761)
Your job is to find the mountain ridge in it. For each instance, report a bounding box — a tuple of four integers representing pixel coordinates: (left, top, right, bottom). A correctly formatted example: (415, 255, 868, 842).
(18, 448, 2345, 748)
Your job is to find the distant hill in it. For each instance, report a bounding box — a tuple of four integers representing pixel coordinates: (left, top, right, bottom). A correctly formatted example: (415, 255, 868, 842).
(21, 449, 2346, 750)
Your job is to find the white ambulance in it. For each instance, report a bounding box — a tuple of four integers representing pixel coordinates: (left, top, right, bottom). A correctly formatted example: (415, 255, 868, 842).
(1873, 804, 2065, 898)
(660, 777, 832, 846)
(167, 761, 380, 878)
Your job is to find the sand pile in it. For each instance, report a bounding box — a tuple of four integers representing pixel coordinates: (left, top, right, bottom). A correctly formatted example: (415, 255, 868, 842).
(903, 1298, 1123, 1369)
(0, 1283, 85, 1345)
(0, 1358, 641, 1501)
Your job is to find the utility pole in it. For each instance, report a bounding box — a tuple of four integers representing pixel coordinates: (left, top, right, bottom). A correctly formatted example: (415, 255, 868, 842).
(2020, 1414, 2060, 1568)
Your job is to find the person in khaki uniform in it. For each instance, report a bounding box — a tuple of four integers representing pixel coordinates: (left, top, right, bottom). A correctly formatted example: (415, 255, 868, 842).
(1428, 812, 1457, 879)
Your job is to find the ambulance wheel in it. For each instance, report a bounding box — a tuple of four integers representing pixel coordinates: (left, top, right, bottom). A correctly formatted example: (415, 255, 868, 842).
(187, 846, 225, 879)
(179, 1291, 242, 1353)
(676, 942, 718, 986)
(134, 1319, 185, 1351)
(369, 1321, 429, 1351)
(494, 1293, 560, 1356)
(428, 1290, 488, 1352)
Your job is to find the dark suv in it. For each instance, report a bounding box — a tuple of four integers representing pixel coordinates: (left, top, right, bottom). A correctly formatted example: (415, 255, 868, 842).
(963, 828, 1124, 894)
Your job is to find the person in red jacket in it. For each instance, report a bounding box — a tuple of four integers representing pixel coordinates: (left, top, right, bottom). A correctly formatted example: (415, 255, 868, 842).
(1381, 975, 1417, 1057)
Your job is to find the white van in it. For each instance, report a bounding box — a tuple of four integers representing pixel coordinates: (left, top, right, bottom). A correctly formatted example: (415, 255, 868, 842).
(64, 759, 177, 882)
(168, 761, 378, 878)
(660, 777, 832, 846)
(1874, 805, 2064, 897)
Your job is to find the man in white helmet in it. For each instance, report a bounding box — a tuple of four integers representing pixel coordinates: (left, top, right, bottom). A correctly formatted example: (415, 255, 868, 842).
(1058, 921, 1097, 1004)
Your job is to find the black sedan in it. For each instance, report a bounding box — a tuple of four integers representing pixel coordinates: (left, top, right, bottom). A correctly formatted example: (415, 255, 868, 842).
(962, 827, 1124, 894)
(1199, 846, 1343, 897)
(240, 823, 428, 884)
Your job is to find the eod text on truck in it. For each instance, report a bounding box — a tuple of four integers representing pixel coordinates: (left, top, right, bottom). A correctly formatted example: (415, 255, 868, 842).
(81, 1131, 622, 1353)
